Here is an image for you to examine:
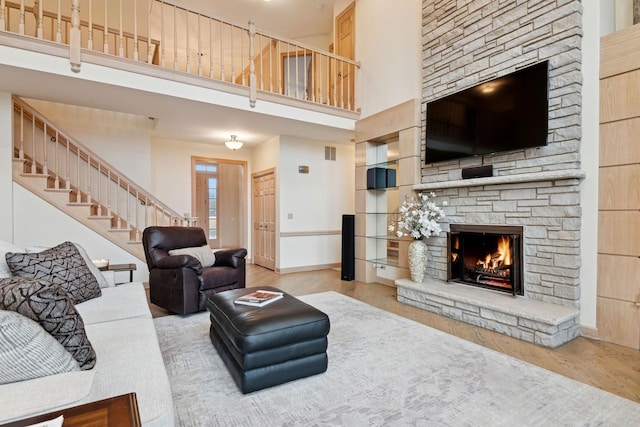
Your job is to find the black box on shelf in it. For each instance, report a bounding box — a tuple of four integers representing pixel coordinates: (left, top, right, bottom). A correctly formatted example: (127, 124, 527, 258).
(367, 167, 387, 189)
(386, 168, 396, 188)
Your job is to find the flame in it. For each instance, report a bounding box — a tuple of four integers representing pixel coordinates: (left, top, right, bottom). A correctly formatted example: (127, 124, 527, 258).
(476, 236, 512, 269)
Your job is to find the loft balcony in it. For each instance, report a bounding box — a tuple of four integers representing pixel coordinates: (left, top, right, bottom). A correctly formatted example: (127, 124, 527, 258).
(0, 0, 360, 125)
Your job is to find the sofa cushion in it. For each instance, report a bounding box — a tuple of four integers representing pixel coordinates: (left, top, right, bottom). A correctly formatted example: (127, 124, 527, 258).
(0, 277, 97, 370)
(200, 266, 238, 290)
(0, 241, 23, 278)
(6, 241, 101, 303)
(169, 245, 216, 268)
(75, 282, 151, 325)
(0, 310, 80, 384)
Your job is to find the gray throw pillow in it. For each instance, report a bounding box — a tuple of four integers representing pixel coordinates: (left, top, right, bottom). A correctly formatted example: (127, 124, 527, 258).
(169, 245, 216, 267)
(0, 310, 80, 384)
(0, 277, 97, 370)
(6, 241, 101, 303)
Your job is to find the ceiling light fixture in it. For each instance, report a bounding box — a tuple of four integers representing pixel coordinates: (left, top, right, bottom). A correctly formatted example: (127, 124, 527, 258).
(224, 135, 243, 150)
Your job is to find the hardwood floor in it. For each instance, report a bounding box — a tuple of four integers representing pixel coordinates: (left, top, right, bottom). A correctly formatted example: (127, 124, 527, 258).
(148, 264, 640, 404)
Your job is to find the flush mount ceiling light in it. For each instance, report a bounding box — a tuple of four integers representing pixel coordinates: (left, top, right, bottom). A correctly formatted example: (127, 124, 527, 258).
(224, 135, 243, 150)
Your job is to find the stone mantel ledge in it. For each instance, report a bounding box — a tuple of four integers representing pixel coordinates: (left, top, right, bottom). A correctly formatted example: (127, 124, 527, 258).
(413, 169, 586, 191)
(396, 278, 581, 347)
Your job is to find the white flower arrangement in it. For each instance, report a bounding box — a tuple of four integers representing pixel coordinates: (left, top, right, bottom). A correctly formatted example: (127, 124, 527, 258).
(388, 192, 447, 240)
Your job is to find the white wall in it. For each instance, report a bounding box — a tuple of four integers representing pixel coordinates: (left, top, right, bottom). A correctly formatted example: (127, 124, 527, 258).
(24, 99, 154, 191)
(12, 183, 148, 282)
(150, 136, 251, 216)
(0, 92, 13, 242)
(278, 137, 354, 270)
(350, 0, 422, 118)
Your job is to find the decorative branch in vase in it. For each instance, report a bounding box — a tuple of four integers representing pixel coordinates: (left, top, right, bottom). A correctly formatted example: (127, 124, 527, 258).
(388, 192, 447, 283)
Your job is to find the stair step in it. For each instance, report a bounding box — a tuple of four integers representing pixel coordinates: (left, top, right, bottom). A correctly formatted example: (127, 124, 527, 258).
(44, 188, 72, 193)
(88, 216, 113, 220)
(68, 202, 93, 207)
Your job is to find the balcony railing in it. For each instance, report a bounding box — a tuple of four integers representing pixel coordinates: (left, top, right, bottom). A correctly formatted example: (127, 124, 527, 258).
(0, 0, 359, 112)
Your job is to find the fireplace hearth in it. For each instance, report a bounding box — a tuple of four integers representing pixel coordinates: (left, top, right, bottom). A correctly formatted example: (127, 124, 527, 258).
(448, 224, 523, 296)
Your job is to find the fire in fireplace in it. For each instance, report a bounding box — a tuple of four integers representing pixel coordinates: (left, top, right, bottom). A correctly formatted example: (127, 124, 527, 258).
(448, 224, 524, 295)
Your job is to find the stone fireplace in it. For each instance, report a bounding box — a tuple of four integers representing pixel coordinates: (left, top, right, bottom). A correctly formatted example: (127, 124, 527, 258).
(448, 224, 524, 296)
(397, 0, 587, 347)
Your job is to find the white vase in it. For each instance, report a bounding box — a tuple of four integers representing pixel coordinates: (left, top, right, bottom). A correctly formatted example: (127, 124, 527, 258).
(408, 239, 428, 283)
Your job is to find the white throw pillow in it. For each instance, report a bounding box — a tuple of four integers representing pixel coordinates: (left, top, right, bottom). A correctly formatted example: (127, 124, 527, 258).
(0, 241, 23, 278)
(0, 310, 80, 384)
(169, 245, 216, 267)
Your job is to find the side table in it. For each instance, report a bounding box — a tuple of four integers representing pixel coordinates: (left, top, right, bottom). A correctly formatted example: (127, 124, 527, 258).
(99, 263, 137, 284)
(1, 393, 141, 427)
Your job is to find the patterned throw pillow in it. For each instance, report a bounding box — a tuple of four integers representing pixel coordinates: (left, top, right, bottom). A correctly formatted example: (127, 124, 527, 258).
(6, 241, 101, 304)
(0, 277, 97, 370)
(0, 310, 80, 384)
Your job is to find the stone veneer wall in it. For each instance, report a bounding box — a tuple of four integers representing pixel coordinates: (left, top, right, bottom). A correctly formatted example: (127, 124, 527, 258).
(420, 0, 584, 308)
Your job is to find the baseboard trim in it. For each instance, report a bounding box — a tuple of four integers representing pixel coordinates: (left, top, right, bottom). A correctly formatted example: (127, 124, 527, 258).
(580, 325, 600, 340)
(276, 263, 340, 274)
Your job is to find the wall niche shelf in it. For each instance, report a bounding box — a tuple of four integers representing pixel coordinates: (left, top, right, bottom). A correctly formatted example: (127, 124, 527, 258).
(354, 99, 422, 285)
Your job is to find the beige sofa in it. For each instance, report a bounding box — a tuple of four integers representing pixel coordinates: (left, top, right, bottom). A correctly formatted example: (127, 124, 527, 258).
(0, 242, 174, 426)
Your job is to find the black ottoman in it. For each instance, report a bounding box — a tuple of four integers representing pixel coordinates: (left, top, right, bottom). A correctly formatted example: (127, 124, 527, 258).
(206, 286, 330, 394)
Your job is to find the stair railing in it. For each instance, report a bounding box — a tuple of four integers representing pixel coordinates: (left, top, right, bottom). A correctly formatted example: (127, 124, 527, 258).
(0, 0, 359, 112)
(12, 96, 193, 242)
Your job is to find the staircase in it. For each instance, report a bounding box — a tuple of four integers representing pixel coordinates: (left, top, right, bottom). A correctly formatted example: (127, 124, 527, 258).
(11, 96, 193, 261)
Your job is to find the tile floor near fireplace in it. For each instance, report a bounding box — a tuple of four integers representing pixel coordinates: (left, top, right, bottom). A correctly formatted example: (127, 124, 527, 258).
(396, 279, 580, 348)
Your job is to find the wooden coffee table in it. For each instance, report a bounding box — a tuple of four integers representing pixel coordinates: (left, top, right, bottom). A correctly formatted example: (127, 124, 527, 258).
(1, 393, 141, 427)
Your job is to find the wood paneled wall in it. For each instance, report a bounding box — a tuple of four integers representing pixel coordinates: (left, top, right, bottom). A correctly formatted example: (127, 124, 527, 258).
(597, 23, 640, 349)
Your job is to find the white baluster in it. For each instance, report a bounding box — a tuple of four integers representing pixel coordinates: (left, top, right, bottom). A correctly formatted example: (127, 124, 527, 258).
(70, 0, 81, 72)
(219, 20, 224, 81)
(147, 0, 152, 63)
(34, 0, 43, 39)
(107, 169, 112, 216)
(56, 0, 61, 43)
(209, 18, 213, 78)
(126, 183, 131, 229)
(54, 131, 60, 188)
(186, 9, 191, 74)
(65, 137, 70, 189)
(88, 0, 93, 50)
(230, 25, 235, 82)
(197, 14, 202, 76)
(31, 115, 35, 173)
(86, 153, 91, 202)
(104, 0, 109, 53)
(42, 123, 48, 175)
(0, 0, 6, 31)
(76, 148, 81, 201)
(160, 0, 165, 67)
(133, 0, 139, 61)
(119, 0, 124, 57)
(248, 21, 256, 108)
(173, 4, 177, 70)
(117, 176, 122, 228)
(97, 161, 101, 212)
(19, 0, 24, 35)
(19, 105, 24, 159)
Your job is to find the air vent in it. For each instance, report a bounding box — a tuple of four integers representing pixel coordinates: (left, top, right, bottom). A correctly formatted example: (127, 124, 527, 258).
(325, 146, 336, 161)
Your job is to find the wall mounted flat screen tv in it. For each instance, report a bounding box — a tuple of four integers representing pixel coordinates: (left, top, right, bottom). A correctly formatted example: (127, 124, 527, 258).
(425, 60, 549, 164)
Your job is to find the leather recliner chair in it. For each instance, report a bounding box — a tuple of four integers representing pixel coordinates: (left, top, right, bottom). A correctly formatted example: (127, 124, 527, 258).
(142, 226, 247, 314)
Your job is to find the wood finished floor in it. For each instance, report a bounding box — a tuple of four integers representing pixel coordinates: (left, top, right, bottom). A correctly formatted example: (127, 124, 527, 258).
(148, 264, 640, 404)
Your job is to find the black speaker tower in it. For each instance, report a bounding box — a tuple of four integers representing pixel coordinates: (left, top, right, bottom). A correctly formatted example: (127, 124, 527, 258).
(341, 214, 355, 281)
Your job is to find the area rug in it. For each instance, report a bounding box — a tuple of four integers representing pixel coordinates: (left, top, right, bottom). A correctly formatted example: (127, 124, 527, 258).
(154, 291, 640, 426)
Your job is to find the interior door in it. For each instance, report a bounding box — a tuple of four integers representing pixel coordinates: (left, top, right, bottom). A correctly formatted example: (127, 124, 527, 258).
(252, 169, 276, 270)
(335, 2, 355, 109)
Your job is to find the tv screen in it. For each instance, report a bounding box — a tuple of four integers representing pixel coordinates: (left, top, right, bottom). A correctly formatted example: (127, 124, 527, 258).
(425, 60, 549, 164)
